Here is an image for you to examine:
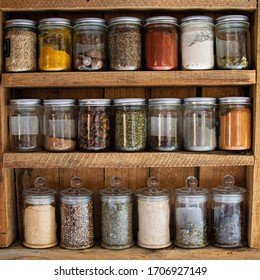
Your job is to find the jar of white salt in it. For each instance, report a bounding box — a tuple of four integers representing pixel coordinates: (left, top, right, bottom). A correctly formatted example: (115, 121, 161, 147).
(136, 176, 172, 249)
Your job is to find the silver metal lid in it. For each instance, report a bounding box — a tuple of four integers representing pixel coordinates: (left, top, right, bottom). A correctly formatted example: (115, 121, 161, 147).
(9, 99, 41, 106)
(38, 18, 72, 27)
(4, 19, 36, 29)
(148, 98, 181, 106)
(180, 15, 213, 24)
(113, 98, 146, 106)
(43, 99, 76, 106)
(218, 96, 251, 104)
(184, 97, 216, 105)
(74, 17, 107, 28)
(78, 99, 111, 106)
(216, 15, 249, 25)
(109, 16, 142, 26)
(144, 16, 178, 26)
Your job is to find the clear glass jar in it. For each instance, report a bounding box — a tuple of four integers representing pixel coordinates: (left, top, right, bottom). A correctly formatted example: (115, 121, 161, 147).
(215, 15, 251, 69)
(9, 99, 43, 152)
(22, 177, 57, 248)
(114, 98, 147, 151)
(144, 16, 178, 70)
(4, 19, 37, 72)
(183, 97, 217, 151)
(43, 99, 77, 152)
(78, 99, 111, 151)
(180, 16, 214, 70)
(136, 176, 172, 249)
(99, 176, 134, 249)
(174, 176, 208, 248)
(108, 17, 142, 70)
(73, 17, 107, 71)
(218, 97, 251, 150)
(59, 176, 94, 249)
(211, 175, 246, 248)
(148, 98, 182, 151)
(38, 18, 72, 71)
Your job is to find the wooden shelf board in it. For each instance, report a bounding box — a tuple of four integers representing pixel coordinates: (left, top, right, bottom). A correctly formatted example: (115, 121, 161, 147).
(1, 71, 256, 88)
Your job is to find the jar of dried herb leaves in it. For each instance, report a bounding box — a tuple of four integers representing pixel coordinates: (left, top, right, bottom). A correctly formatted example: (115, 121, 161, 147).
(99, 176, 134, 249)
(211, 175, 246, 248)
(174, 176, 208, 249)
(9, 99, 43, 152)
(22, 177, 58, 249)
(59, 176, 94, 249)
(136, 176, 172, 249)
(78, 99, 111, 151)
(4, 19, 37, 72)
(114, 98, 147, 151)
(108, 17, 142, 70)
(215, 15, 251, 69)
(148, 98, 182, 151)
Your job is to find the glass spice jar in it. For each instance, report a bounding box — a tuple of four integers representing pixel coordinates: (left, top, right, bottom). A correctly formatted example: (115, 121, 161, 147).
(136, 176, 172, 249)
(43, 99, 77, 152)
(78, 99, 111, 151)
(108, 17, 142, 70)
(8, 99, 43, 152)
(211, 175, 247, 248)
(174, 176, 209, 248)
(215, 15, 251, 69)
(144, 16, 178, 70)
(114, 98, 147, 151)
(218, 97, 251, 150)
(59, 176, 94, 249)
(148, 98, 182, 151)
(180, 16, 214, 70)
(183, 97, 217, 151)
(4, 19, 37, 72)
(99, 176, 134, 250)
(73, 17, 107, 71)
(22, 177, 58, 248)
(38, 18, 72, 71)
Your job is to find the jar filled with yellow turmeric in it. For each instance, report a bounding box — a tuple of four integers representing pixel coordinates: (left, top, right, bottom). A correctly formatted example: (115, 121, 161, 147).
(38, 18, 72, 71)
(218, 97, 251, 150)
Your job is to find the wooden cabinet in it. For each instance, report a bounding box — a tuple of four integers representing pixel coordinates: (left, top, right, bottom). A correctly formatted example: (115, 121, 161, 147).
(1, 0, 260, 259)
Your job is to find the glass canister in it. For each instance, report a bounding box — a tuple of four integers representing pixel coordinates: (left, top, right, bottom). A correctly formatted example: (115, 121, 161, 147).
(108, 17, 142, 70)
(174, 176, 208, 248)
(148, 98, 182, 151)
(218, 96, 251, 150)
(211, 175, 246, 248)
(22, 177, 57, 248)
(215, 15, 251, 69)
(38, 18, 72, 71)
(180, 16, 214, 70)
(99, 176, 134, 249)
(4, 19, 37, 72)
(8, 99, 43, 152)
(59, 176, 94, 249)
(114, 98, 147, 151)
(73, 17, 107, 71)
(78, 99, 111, 151)
(136, 176, 172, 249)
(144, 16, 178, 70)
(183, 97, 217, 151)
(43, 99, 77, 152)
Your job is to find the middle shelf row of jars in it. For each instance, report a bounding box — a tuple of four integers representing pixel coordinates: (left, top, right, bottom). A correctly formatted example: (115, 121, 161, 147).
(9, 96, 252, 152)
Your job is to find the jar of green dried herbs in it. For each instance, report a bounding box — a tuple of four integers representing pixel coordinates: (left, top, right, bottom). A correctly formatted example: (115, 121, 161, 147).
(174, 176, 209, 249)
(99, 176, 134, 249)
(114, 98, 147, 151)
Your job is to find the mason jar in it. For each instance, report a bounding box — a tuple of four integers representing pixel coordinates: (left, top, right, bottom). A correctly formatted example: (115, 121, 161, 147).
(114, 98, 147, 151)
(43, 99, 77, 152)
(180, 16, 214, 70)
(211, 175, 247, 248)
(4, 19, 37, 72)
(78, 99, 111, 151)
(9, 99, 43, 152)
(59, 176, 94, 249)
(38, 18, 72, 71)
(108, 17, 142, 70)
(99, 176, 134, 249)
(215, 15, 251, 69)
(183, 97, 217, 151)
(148, 98, 182, 151)
(22, 177, 57, 248)
(73, 17, 107, 71)
(144, 16, 178, 70)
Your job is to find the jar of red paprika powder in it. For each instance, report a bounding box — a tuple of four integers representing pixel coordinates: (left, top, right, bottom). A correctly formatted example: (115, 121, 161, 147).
(144, 16, 178, 70)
